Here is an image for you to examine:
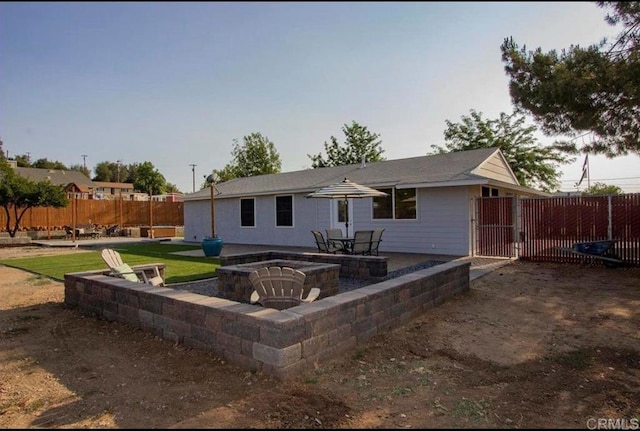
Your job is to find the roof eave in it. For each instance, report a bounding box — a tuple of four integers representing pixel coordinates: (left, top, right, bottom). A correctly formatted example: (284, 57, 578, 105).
(398, 179, 489, 189)
(399, 178, 550, 197)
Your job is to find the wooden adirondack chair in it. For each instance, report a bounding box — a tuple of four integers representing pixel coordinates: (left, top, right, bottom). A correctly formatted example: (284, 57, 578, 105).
(101, 248, 165, 286)
(248, 266, 320, 310)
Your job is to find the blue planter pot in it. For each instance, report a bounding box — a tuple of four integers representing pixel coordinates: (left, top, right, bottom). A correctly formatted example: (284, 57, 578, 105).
(202, 236, 224, 257)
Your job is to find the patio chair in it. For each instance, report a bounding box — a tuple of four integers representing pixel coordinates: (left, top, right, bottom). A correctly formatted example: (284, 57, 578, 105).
(370, 228, 385, 256)
(101, 248, 165, 286)
(248, 266, 320, 310)
(63, 225, 74, 239)
(325, 228, 346, 253)
(352, 230, 374, 255)
(105, 224, 120, 237)
(311, 230, 342, 254)
(326, 228, 343, 239)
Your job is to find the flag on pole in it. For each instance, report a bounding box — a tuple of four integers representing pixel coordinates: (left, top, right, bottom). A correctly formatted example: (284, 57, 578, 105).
(577, 154, 589, 186)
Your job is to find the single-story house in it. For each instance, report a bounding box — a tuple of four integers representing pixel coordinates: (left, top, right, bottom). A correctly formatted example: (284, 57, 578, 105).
(182, 147, 549, 256)
(12, 163, 96, 199)
(7, 160, 155, 201)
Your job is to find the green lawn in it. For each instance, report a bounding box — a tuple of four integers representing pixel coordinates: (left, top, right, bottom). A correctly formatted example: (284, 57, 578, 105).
(0, 243, 221, 284)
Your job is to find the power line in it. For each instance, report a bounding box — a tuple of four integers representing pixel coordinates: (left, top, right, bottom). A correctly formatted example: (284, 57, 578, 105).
(559, 176, 640, 183)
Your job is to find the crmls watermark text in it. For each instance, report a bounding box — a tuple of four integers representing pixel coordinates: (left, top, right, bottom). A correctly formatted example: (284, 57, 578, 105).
(586, 418, 640, 430)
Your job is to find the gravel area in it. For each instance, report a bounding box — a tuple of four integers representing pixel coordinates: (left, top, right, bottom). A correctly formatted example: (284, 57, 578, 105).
(171, 260, 445, 299)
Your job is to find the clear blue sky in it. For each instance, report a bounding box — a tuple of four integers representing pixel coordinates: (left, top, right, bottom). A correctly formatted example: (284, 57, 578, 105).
(1, 2, 638, 193)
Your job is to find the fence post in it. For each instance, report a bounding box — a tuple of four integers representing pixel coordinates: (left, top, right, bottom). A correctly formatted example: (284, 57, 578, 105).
(608, 194, 613, 240)
(470, 198, 477, 256)
(513, 197, 521, 258)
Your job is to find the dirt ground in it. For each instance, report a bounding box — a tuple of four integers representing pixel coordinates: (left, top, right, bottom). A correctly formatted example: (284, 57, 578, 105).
(0, 246, 638, 429)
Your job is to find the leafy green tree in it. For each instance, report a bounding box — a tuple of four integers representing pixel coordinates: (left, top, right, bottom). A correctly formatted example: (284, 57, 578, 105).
(209, 165, 236, 184)
(431, 110, 572, 192)
(14, 154, 31, 167)
(68, 163, 91, 178)
(0, 138, 5, 161)
(500, 1, 640, 157)
(124, 163, 138, 183)
(93, 161, 131, 183)
(213, 132, 282, 182)
(93, 161, 116, 182)
(584, 182, 624, 195)
(164, 182, 181, 193)
(10, 155, 68, 169)
(308, 121, 385, 168)
(0, 160, 69, 237)
(134, 161, 166, 195)
(31, 158, 68, 170)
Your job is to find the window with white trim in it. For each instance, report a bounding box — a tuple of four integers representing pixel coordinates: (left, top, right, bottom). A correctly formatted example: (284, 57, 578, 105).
(482, 186, 499, 197)
(372, 188, 416, 220)
(275, 195, 293, 227)
(240, 198, 255, 227)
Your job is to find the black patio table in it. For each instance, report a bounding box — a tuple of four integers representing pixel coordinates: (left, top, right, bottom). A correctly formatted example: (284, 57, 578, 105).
(328, 237, 354, 254)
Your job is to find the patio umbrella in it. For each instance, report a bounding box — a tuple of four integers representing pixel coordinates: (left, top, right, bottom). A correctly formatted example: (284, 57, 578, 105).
(306, 177, 388, 232)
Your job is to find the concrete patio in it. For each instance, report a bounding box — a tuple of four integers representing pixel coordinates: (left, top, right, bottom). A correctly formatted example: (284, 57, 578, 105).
(32, 236, 513, 281)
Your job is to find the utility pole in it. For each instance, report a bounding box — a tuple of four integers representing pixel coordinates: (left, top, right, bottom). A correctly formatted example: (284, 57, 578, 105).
(190, 164, 197, 193)
(116, 160, 122, 183)
(81, 154, 88, 169)
(26, 152, 31, 164)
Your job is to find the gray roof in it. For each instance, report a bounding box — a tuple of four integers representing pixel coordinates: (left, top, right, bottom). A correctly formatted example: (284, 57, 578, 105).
(15, 167, 95, 189)
(184, 147, 507, 201)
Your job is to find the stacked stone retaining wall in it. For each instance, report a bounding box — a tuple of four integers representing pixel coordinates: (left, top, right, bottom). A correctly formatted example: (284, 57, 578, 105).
(64, 260, 470, 379)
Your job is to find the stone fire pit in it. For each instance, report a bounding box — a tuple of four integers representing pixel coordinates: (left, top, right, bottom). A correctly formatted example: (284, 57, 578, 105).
(216, 259, 340, 302)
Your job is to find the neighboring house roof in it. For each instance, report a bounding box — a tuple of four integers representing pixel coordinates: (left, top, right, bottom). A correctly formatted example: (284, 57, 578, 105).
(184, 147, 549, 201)
(64, 183, 90, 193)
(93, 181, 135, 190)
(15, 167, 95, 189)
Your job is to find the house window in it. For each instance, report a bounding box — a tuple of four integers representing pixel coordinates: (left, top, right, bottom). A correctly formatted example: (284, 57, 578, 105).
(275, 195, 293, 227)
(373, 188, 393, 219)
(482, 186, 499, 197)
(338, 200, 347, 224)
(395, 188, 416, 219)
(373, 188, 416, 220)
(240, 198, 255, 227)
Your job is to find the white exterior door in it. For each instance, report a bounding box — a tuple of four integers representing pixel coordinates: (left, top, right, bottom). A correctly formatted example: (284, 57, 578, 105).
(330, 199, 353, 237)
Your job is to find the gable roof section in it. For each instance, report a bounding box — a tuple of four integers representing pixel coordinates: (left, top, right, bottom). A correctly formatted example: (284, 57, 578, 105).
(15, 167, 95, 189)
(184, 147, 536, 201)
(471, 149, 519, 184)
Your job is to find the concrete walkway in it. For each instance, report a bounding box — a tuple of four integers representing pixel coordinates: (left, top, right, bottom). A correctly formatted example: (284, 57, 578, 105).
(32, 237, 513, 281)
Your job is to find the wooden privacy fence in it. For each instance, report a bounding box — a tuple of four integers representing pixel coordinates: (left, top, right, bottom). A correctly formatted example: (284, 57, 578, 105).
(475, 194, 640, 267)
(1, 200, 184, 231)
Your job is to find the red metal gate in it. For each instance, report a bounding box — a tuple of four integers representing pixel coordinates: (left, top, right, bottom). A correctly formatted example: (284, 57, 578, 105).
(474, 196, 516, 258)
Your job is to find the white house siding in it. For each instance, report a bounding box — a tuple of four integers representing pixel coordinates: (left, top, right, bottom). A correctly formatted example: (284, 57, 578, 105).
(475, 153, 517, 184)
(348, 187, 471, 256)
(184, 187, 474, 255)
(185, 193, 331, 247)
(184, 200, 212, 243)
